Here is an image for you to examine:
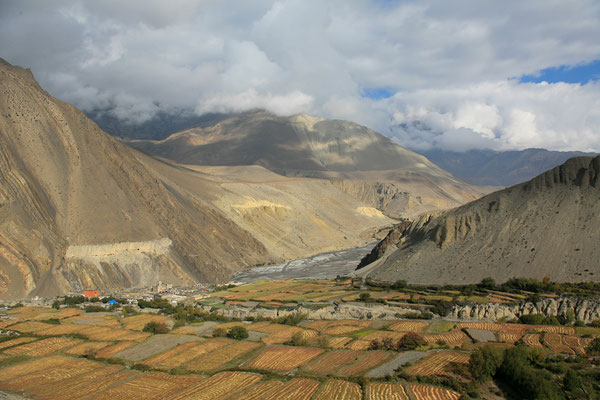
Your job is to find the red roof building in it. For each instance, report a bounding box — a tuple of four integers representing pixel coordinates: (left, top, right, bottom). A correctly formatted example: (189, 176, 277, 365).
(83, 289, 100, 298)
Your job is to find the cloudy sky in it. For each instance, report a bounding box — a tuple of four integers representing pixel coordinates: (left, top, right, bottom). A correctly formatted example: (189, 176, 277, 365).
(1, 0, 599, 152)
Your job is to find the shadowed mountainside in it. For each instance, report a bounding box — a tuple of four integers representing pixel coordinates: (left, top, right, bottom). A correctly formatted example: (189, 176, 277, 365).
(356, 156, 600, 285)
(129, 112, 489, 218)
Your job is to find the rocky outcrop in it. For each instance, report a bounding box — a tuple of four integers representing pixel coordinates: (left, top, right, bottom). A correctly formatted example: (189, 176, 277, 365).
(359, 156, 600, 285)
(357, 220, 411, 269)
(451, 297, 600, 323)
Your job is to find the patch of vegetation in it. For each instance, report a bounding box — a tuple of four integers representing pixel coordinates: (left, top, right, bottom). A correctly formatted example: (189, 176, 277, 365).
(142, 321, 170, 334)
(0, 355, 31, 369)
(426, 321, 455, 334)
(352, 329, 375, 338)
(84, 305, 106, 313)
(40, 318, 61, 325)
(274, 312, 307, 326)
(284, 332, 308, 346)
(227, 326, 249, 340)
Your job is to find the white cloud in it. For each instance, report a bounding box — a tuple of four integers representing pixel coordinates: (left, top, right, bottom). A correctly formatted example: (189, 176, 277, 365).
(0, 0, 599, 150)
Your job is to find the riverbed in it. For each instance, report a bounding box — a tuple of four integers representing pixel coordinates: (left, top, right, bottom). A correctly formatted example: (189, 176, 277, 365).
(231, 243, 375, 282)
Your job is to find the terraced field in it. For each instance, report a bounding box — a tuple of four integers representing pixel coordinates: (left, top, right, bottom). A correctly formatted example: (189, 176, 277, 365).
(408, 384, 461, 400)
(407, 351, 471, 377)
(314, 379, 362, 400)
(366, 382, 409, 400)
(248, 345, 324, 371)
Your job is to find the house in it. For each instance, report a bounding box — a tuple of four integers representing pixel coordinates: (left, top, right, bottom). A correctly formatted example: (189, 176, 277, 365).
(83, 289, 100, 298)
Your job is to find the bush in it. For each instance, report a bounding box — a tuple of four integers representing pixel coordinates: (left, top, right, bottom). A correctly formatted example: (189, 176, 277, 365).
(586, 338, 600, 355)
(41, 318, 61, 325)
(429, 301, 454, 317)
(142, 321, 170, 334)
(285, 332, 307, 346)
(84, 305, 106, 313)
(477, 277, 496, 290)
(392, 280, 407, 289)
(397, 332, 427, 350)
(469, 344, 504, 381)
(275, 313, 307, 326)
(227, 326, 249, 340)
(359, 293, 372, 302)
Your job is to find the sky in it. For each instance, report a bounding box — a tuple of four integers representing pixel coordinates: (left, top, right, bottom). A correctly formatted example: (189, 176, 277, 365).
(1, 0, 599, 152)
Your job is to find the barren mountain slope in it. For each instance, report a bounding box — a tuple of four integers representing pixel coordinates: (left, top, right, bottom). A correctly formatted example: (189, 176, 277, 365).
(356, 156, 600, 285)
(130, 112, 487, 218)
(0, 60, 393, 299)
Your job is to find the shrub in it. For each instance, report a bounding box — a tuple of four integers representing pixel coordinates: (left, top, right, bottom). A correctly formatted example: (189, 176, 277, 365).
(275, 313, 307, 326)
(142, 321, 170, 334)
(84, 305, 106, 313)
(469, 344, 504, 381)
(285, 332, 307, 346)
(359, 293, 372, 302)
(41, 318, 61, 325)
(477, 277, 496, 290)
(392, 280, 407, 289)
(227, 326, 249, 340)
(586, 338, 600, 355)
(397, 332, 427, 350)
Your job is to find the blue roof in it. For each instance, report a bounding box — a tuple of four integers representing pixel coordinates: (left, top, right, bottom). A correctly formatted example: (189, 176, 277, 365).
(108, 300, 118, 304)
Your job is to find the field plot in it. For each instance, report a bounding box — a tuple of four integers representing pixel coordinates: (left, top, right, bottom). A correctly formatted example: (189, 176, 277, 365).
(34, 308, 83, 320)
(563, 335, 592, 355)
(327, 336, 353, 348)
(467, 329, 496, 342)
(387, 321, 430, 333)
(407, 351, 470, 377)
(0, 320, 15, 329)
(43, 370, 135, 400)
(143, 338, 231, 368)
(314, 379, 362, 400)
(248, 345, 324, 371)
(168, 371, 261, 400)
(304, 349, 361, 374)
(0, 355, 71, 381)
(248, 322, 292, 333)
(262, 327, 318, 345)
(423, 330, 470, 347)
(121, 314, 172, 331)
(186, 340, 261, 371)
(7, 321, 50, 333)
(366, 382, 409, 400)
(366, 351, 428, 378)
(345, 339, 371, 350)
(408, 384, 461, 400)
(457, 322, 502, 331)
(29, 364, 124, 400)
(94, 341, 137, 359)
(89, 371, 204, 400)
(78, 326, 150, 342)
(322, 325, 364, 335)
(544, 333, 575, 354)
(6, 307, 49, 319)
(64, 341, 112, 356)
(337, 350, 391, 376)
(522, 334, 543, 348)
(0, 358, 98, 394)
(227, 380, 284, 400)
(534, 326, 575, 335)
(499, 324, 529, 335)
(40, 323, 89, 336)
(0, 337, 36, 350)
(3, 337, 81, 357)
(262, 378, 320, 400)
(305, 320, 372, 331)
(213, 321, 246, 331)
(0, 359, 115, 397)
(361, 331, 406, 342)
(498, 332, 523, 344)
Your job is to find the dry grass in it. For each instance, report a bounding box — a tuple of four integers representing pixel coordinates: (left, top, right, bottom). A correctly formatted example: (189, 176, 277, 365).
(142, 338, 230, 368)
(456, 322, 502, 332)
(522, 334, 543, 348)
(0, 355, 71, 381)
(64, 341, 112, 356)
(121, 314, 171, 331)
(226, 380, 284, 400)
(423, 330, 470, 347)
(345, 340, 371, 350)
(94, 341, 137, 359)
(0, 337, 37, 350)
(544, 333, 576, 354)
(387, 321, 430, 333)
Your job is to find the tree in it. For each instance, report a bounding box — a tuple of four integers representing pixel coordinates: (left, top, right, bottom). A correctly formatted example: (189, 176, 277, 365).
(586, 337, 600, 355)
(397, 332, 427, 351)
(469, 344, 504, 381)
(359, 293, 372, 302)
(142, 321, 170, 334)
(227, 326, 249, 340)
(392, 280, 407, 289)
(285, 332, 307, 346)
(478, 277, 496, 290)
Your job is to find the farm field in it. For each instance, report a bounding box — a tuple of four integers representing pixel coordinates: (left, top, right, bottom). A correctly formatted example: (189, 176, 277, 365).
(2, 280, 600, 400)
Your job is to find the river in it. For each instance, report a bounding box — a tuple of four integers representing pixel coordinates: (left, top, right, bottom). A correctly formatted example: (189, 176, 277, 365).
(231, 243, 375, 283)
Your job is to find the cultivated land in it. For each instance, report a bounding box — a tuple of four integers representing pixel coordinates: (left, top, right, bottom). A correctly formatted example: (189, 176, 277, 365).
(2, 278, 600, 398)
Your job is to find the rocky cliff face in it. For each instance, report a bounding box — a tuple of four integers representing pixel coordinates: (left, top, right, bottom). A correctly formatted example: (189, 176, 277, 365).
(357, 156, 600, 285)
(452, 297, 600, 323)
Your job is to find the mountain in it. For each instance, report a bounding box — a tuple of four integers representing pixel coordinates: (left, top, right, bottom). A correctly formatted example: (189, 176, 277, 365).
(0, 59, 392, 300)
(416, 148, 598, 187)
(129, 112, 488, 218)
(356, 156, 600, 285)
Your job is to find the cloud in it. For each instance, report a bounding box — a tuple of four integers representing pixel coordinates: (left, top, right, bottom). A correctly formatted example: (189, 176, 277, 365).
(0, 0, 599, 150)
